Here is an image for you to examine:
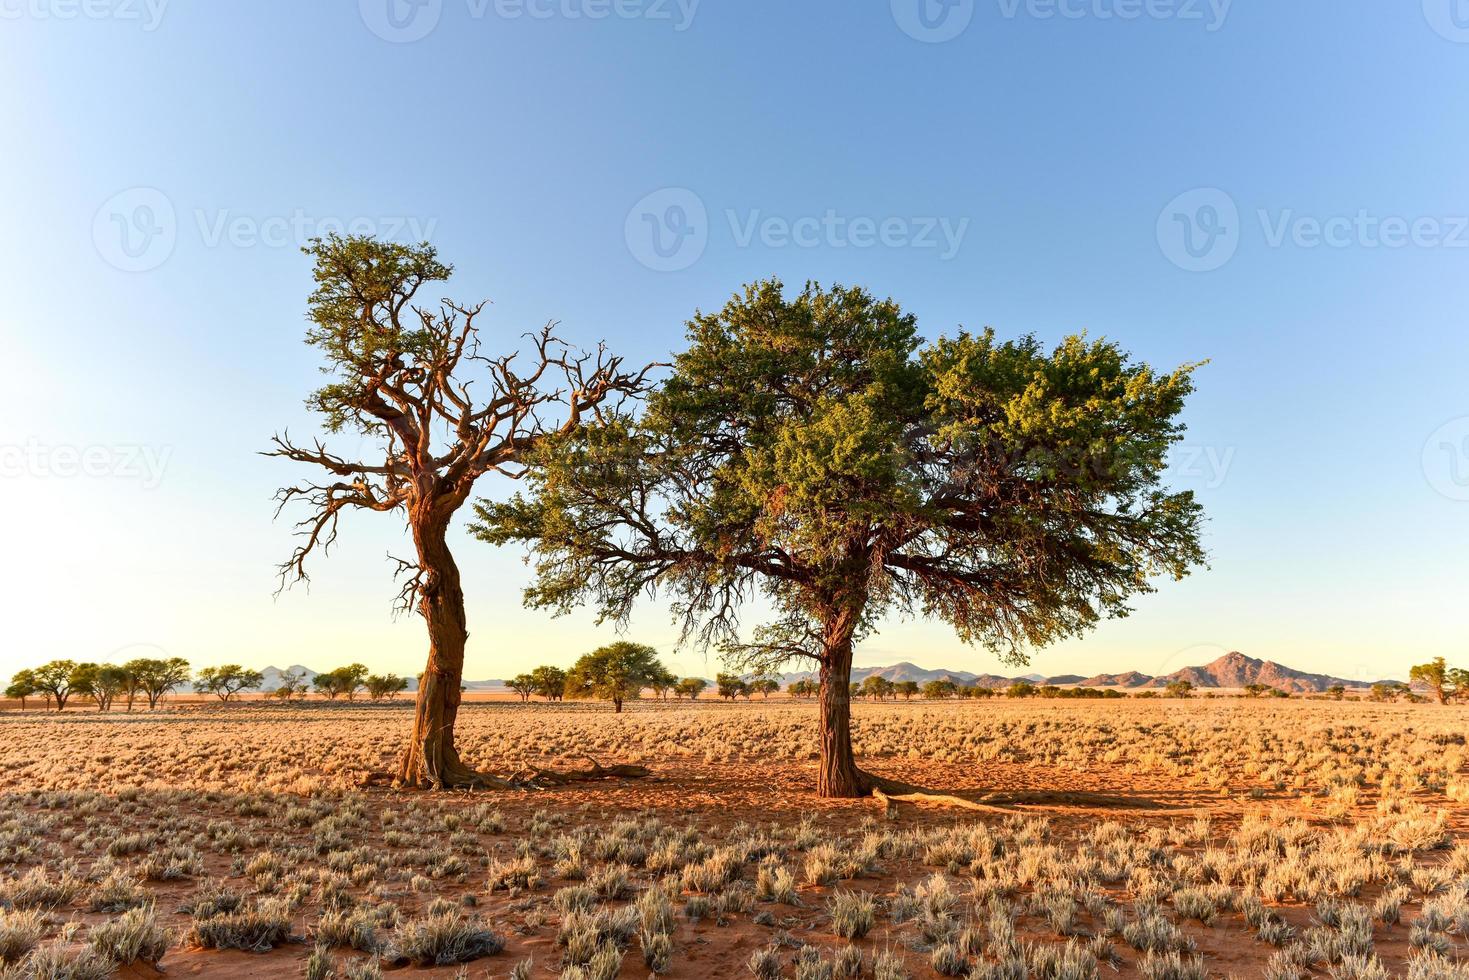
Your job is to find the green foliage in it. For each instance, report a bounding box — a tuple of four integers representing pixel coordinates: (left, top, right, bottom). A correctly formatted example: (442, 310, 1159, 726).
(674, 677, 708, 699)
(787, 679, 818, 699)
(922, 679, 958, 700)
(1006, 681, 1037, 699)
(69, 663, 130, 712)
(4, 670, 37, 707)
(565, 642, 668, 712)
(364, 673, 408, 701)
(314, 664, 369, 700)
(29, 660, 78, 710)
(531, 666, 569, 701)
(300, 235, 453, 435)
(193, 665, 264, 702)
(896, 680, 919, 700)
(477, 278, 1206, 677)
(508, 674, 537, 701)
(1408, 657, 1459, 705)
(1164, 680, 1194, 699)
(122, 657, 192, 709)
(716, 673, 750, 700)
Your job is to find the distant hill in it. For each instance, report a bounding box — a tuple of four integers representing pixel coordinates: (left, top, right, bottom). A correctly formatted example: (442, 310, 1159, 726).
(258, 652, 1396, 696)
(259, 665, 505, 693)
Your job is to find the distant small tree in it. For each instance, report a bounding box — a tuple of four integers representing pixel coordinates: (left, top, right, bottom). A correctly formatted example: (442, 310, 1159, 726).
(195, 665, 264, 702)
(5, 670, 38, 710)
(1369, 681, 1410, 702)
(1243, 683, 1271, 698)
(564, 641, 667, 713)
(1450, 668, 1469, 702)
(787, 679, 817, 699)
(716, 673, 745, 701)
(970, 685, 995, 699)
(314, 664, 369, 700)
(70, 663, 129, 712)
(896, 680, 919, 700)
(530, 666, 568, 702)
(675, 677, 708, 700)
(366, 674, 409, 701)
(124, 657, 192, 710)
(1409, 657, 1454, 705)
(508, 674, 537, 702)
(1006, 680, 1036, 699)
(31, 661, 78, 711)
(1326, 684, 1345, 700)
(271, 669, 311, 701)
(1164, 680, 1193, 699)
(751, 678, 780, 699)
(923, 679, 957, 700)
(860, 676, 894, 701)
(649, 666, 680, 701)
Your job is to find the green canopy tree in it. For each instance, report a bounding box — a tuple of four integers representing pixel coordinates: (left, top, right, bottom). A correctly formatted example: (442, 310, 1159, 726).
(314, 664, 369, 700)
(564, 641, 666, 713)
(70, 663, 129, 712)
(530, 665, 569, 701)
(477, 280, 1206, 797)
(1409, 657, 1456, 705)
(194, 665, 263, 702)
(508, 674, 537, 702)
(365, 674, 409, 701)
(30, 660, 78, 711)
(267, 235, 652, 789)
(6, 670, 38, 710)
(675, 677, 708, 699)
(122, 657, 191, 710)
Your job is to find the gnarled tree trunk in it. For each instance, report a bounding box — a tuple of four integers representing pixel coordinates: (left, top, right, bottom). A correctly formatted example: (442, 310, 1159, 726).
(396, 512, 483, 789)
(817, 609, 871, 798)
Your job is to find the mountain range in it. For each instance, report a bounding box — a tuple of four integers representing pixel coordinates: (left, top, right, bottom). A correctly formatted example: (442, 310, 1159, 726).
(762, 652, 1397, 694)
(258, 652, 1400, 696)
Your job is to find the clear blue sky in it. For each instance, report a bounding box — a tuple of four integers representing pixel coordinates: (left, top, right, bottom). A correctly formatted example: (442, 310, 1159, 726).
(3, 1, 1467, 685)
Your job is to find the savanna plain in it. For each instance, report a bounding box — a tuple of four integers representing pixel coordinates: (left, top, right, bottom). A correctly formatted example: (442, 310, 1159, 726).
(2, 697, 1468, 980)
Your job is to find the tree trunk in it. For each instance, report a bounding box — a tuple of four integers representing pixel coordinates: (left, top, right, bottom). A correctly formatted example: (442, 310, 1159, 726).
(396, 512, 482, 789)
(817, 610, 870, 798)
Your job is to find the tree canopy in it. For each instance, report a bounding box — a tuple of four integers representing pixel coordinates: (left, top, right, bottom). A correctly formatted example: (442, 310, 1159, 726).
(475, 279, 1207, 796)
(563, 642, 667, 712)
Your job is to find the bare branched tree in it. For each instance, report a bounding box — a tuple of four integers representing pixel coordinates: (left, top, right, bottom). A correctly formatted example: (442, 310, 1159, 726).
(268, 235, 654, 789)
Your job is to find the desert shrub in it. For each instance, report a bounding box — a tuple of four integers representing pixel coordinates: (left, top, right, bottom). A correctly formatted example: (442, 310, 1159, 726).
(828, 891, 876, 939)
(747, 945, 782, 980)
(0, 867, 85, 910)
(388, 908, 504, 966)
(0, 909, 46, 964)
(0, 941, 113, 980)
(1138, 950, 1207, 980)
(316, 906, 382, 953)
(931, 941, 968, 977)
(88, 904, 170, 967)
(87, 869, 147, 913)
(185, 898, 292, 952)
